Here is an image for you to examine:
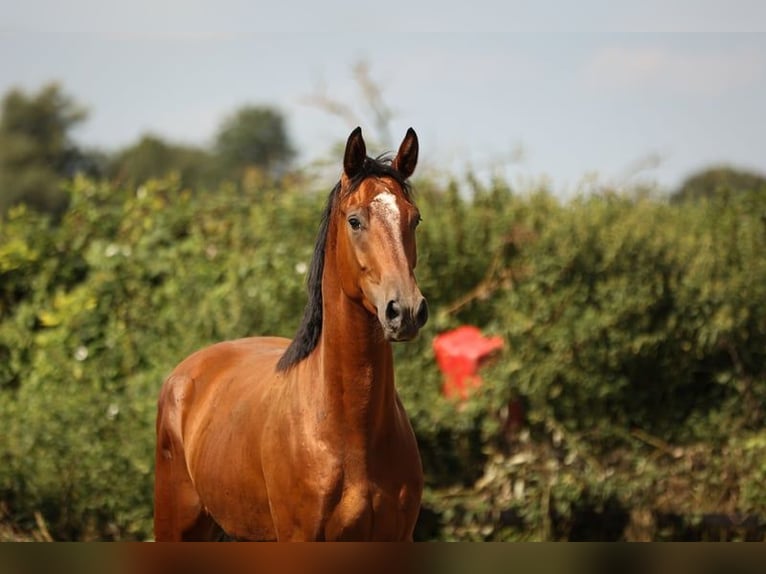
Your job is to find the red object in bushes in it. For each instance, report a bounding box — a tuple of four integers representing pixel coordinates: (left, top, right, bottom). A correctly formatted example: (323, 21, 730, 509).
(433, 326, 504, 400)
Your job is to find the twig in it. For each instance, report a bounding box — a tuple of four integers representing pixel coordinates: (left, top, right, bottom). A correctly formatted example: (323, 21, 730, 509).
(34, 511, 53, 542)
(630, 428, 683, 459)
(545, 416, 604, 475)
(442, 250, 509, 317)
(301, 83, 361, 127)
(352, 61, 393, 148)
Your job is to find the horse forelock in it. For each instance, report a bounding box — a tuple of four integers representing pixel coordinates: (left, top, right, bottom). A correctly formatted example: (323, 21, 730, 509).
(342, 155, 412, 201)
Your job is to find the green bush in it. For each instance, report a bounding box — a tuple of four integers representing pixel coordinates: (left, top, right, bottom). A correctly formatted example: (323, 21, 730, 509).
(407, 179, 766, 540)
(1, 171, 765, 540)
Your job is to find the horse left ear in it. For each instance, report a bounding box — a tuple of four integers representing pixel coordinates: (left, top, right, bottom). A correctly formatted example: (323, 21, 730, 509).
(344, 126, 367, 179)
(392, 128, 419, 179)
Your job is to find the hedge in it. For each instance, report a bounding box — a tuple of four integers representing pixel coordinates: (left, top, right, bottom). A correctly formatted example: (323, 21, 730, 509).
(1, 172, 764, 540)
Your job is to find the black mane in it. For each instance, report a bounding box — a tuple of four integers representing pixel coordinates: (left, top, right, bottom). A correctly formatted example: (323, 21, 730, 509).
(275, 156, 412, 373)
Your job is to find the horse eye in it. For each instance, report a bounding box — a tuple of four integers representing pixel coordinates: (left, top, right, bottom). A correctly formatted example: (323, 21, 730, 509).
(348, 216, 362, 231)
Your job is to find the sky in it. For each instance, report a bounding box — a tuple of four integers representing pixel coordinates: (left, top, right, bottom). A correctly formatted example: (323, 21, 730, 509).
(1, 1, 765, 195)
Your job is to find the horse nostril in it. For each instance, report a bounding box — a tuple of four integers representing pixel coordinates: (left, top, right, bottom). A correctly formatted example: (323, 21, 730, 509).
(386, 300, 402, 323)
(415, 298, 429, 328)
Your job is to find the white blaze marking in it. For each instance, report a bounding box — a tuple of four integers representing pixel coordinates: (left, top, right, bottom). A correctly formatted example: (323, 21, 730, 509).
(371, 190, 404, 258)
(371, 190, 400, 226)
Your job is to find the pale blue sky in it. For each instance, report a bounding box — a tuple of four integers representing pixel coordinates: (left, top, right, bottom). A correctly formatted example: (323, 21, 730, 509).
(1, 2, 765, 194)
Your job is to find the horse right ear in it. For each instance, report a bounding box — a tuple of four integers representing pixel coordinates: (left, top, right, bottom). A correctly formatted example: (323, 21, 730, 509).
(344, 126, 366, 178)
(392, 127, 419, 180)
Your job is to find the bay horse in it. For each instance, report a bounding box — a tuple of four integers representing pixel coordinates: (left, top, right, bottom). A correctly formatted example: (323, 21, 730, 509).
(154, 127, 428, 541)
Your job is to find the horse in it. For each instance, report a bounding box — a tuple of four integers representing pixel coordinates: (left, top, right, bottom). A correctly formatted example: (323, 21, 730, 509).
(153, 127, 428, 541)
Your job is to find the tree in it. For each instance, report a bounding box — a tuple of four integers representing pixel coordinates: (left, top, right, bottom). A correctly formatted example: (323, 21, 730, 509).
(0, 84, 89, 216)
(213, 106, 295, 181)
(109, 134, 215, 189)
(672, 166, 766, 203)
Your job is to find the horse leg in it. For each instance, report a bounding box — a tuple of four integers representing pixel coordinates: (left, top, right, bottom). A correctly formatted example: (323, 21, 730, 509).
(154, 379, 223, 541)
(153, 429, 213, 540)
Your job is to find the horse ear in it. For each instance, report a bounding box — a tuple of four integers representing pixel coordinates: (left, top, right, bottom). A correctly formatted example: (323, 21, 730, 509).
(344, 126, 366, 178)
(392, 127, 419, 179)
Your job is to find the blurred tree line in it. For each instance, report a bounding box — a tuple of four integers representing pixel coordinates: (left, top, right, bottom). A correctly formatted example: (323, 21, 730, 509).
(1, 81, 766, 542)
(3, 83, 765, 220)
(0, 84, 295, 217)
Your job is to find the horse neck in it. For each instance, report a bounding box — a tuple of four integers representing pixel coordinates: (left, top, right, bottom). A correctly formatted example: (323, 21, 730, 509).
(314, 247, 396, 441)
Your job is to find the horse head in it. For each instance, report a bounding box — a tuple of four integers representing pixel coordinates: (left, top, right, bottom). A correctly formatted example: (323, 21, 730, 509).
(335, 127, 428, 341)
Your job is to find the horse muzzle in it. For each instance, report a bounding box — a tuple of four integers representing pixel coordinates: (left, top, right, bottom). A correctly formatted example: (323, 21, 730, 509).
(381, 296, 429, 341)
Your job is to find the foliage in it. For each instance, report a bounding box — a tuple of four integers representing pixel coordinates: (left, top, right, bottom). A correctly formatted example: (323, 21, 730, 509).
(213, 105, 295, 181)
(0, 83, 298, 216)
(106, 106, 295, 190)
(404, 177, 766, 540)
(1, 169, 765, 540)
(108, 135, 215, 190)
(0, 84, 93, 216)
(672, 165, 766, 203)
